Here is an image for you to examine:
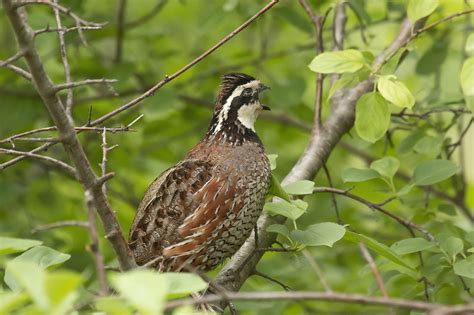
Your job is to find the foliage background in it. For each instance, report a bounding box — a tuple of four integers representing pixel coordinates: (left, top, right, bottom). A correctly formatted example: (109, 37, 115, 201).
(0, 0, 473, 314)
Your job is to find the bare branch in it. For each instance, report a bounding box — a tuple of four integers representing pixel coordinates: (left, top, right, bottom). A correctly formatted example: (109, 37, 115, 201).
(1, 62, 32, 80)
(34, 25, 102, 36)
(164, 291, 473, 314)
(114, 0, 127, 63)
(0, 147, 77, 178)
(0, 50, 25, 67)
(54, 79, 118, 92)
(53, 0, 73, 118)
(90, 0, 280, 126)
(3, 0, 137, 270)
(359, 242, 391, 303)
(313, 187, 434, 241)
(332, 2, 347, 51)
(85, 190, 108, 296)
(31, 220, 88, 234)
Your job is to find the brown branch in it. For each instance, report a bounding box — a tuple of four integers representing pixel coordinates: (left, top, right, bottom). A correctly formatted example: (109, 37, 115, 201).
(0, 62, 32, 80)
(332, 2, 347, 51)
(0, 147, 77, 178)
(2, 0, 137, 270)
(164, 291, 473, 314)
(31, 220, 88, 233)
(114, 0, 127, 63)
(213, 15, 430, 298)
(313, 187, 434, 241)
(34, 25, 102, 36)
(89, 0, 280, 126)
(53, 0, 73, 118)
(54, 79, 118, 92)
(359, 242, 391, 302)
(0, 50, 25, 67)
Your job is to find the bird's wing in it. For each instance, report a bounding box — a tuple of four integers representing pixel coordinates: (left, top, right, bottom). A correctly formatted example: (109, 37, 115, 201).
(162, 171, 243, 258)
(128, 159, 214, 263)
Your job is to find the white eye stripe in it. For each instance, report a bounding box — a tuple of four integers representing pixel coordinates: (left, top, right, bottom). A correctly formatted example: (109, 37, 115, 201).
(213, 80, 261, 134)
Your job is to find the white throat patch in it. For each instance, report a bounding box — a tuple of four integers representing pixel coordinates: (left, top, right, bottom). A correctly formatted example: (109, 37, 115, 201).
(213, 79, 261, 134)
(237, 102, 261, 131)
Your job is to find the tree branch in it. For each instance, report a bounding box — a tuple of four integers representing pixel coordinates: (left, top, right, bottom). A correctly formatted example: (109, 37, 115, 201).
(2, 0, 137, 270)
(164, 291, 473, 314)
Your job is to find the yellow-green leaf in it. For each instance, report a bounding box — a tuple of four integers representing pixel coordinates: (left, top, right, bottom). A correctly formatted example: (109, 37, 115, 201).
(309, 49, 366, 74)
(377, 75, 415, 108)
(355, 92, 390, 143)
(460, 57, 474, 96)
(407, 0, 439, 23)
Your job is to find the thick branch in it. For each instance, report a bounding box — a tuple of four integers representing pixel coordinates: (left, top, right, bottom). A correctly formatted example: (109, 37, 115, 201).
(2, 0, 137, 270)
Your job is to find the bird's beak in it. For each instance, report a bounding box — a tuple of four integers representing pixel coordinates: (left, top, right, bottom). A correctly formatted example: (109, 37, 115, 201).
(259, 84, 270, 93)
(261, 104, 271, 111)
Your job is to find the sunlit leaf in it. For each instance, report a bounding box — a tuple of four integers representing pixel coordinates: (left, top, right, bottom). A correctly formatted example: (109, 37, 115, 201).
(440, 236, 463, 262)
(5, 261, 48, 309)
(407, 0, 439, 22)
(0, 237, 42, 255)
(110, 270, 167, 315)
(460, 57, 474, 96)
(283, 180, 314, 195)
(291, 223, 345, 247)
(355, 92, 390, 143)
(160, 273, 207, 297)
(264, 200, 305, 221)
(377, 75, 415, 108)
(309, 50, 366, 74)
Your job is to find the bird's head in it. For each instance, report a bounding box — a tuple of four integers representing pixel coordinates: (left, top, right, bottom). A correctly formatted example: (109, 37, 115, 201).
(212, 73, 270, 134)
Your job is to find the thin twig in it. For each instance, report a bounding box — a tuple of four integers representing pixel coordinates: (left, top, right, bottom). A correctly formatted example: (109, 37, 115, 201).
(89, 0, 280, 126)
(252, 270, 292, 291)
(358, 242, 392, 302)
(302, 249, 332, 293)
(115, 0, 127, 63)
(0, 50, 25, 67)
(85, 190, 108, 296)
(34, 25, 102, 36)
(53, 0, 73, 118)
(1, 62, 32, 80)
(55, 79, 118, 92)
(31, 220, 88, 234)
(313, 187, 434, 241)
(164, 291, 472, 313)
(0, 148, 77, 178)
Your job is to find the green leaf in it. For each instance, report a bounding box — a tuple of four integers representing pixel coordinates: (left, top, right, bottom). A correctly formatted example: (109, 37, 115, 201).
(407, 0, 439, 22)
(438, 204, 456, 216)
(264, 200, 306, 221)
(398, 132, 424, 154)
(466, 231, 474, 245)
(0, 292, 29, 315)
(95, 297, 133, 315)
(0, 237, 42, 255)
(460, 57, 474, 96)
(266, 224, 290, 238)
(413, 135, 443, 157)
(440, 236, 463, 261)
(110, 270, 167, 315)
(413, 160, 459, 186)
(370, 156, 399, 181)
(377, 75, 415, 108)
(327, 72, 362, 99)
(160, 273, 207, 297)
(268, 154, 278, 170)
(5, 261, 48, 309)
(342, 167, 380, 183)
(355, 92, 391, 143)
(5, 246, 71, 292)
(290, 223, 345, 247)
(45, 271, 82, 314)
(466, 33, 474, 56)
(453, 255, 474, 279)
(344, 231, 416, 272)
(268, 174, 291, 202)
(397, 184, 414, 196)
(309, 49, 366, 74)
(391, 238, 435, 255)
(283, 180, 314, 195)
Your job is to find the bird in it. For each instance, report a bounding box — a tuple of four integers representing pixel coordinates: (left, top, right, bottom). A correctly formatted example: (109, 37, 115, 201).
(128, 73, 271, 272)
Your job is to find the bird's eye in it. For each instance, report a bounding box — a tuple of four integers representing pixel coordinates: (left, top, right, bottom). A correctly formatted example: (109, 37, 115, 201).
(242, 88, 252, 96)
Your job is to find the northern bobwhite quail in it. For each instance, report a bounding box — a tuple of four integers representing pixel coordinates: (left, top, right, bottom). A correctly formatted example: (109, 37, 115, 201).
(129, 73, 271, 272)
